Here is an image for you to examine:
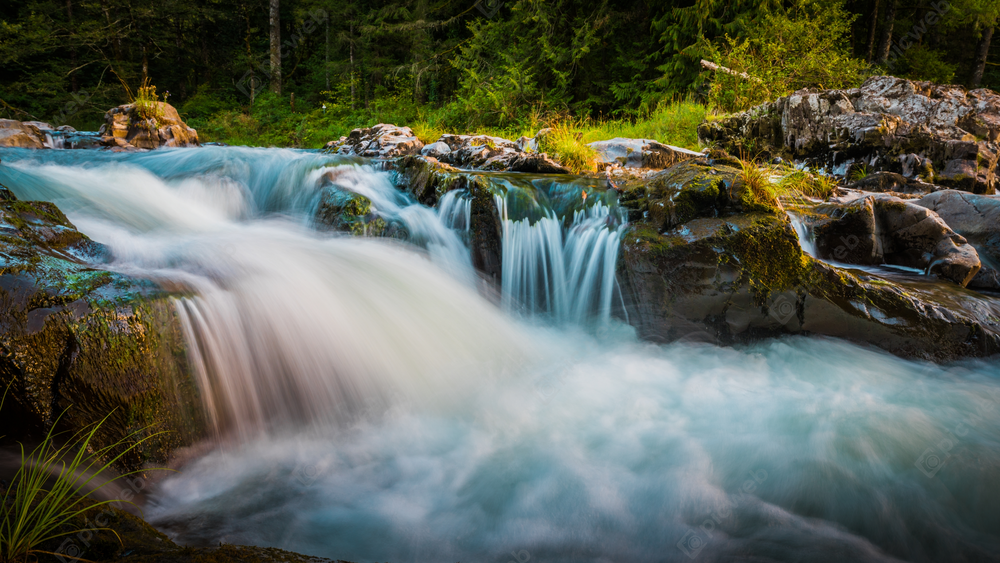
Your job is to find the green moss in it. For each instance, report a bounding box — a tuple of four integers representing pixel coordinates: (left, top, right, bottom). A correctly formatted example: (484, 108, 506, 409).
(721, 217, 809, 302)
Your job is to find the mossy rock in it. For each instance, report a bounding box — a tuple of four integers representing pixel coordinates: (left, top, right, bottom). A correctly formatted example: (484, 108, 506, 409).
(620, 159, 764, 232)
(618, 209, 1000, 360)
(313, 185, 406, 239)
(0, 186, 203, 471)
(388, 154, 463, 206)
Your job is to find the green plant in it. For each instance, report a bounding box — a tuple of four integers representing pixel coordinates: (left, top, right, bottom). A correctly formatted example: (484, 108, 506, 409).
(705, 0, 871, 112)
(538, 122, 599, 174)
(739, 160, 781, 211)
(0, 409, 165, 563)
(848, 164, 870, 183)
(778, 169, 837, 199)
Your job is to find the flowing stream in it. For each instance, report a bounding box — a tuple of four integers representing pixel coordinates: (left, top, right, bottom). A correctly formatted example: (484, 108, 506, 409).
(2, 147, 1000, 562)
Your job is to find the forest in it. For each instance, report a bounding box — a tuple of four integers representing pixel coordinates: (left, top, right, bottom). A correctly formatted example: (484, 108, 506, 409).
(1, 0, 997, 147)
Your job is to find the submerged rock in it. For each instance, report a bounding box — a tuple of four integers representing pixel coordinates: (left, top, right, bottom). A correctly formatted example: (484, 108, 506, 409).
(699, 76, 1000, 194)
(617, 160, 1000, 361)
(0, 186, 203, 470)
(313, 169, 406, 238)
(98, 102, 199, 150)
(325, 123, 423, 158)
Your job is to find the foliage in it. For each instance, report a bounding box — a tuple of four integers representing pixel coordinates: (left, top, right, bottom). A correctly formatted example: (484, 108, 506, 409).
(739, 160, 781, 212)
(538, 122, 599, 174)
(0, 409, 165, 563)
(777, 169, 837, 199)
(705, 0, 872, 112)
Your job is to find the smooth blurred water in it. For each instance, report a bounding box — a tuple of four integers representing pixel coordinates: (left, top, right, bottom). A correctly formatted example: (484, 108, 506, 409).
(2, 147, 1000, 563)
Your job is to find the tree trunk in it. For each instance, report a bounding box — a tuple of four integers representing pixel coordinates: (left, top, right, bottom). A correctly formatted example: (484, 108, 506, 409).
(350, 21, 355, 110)
(875, 0, 898, 64)
(66, 0, 78, 93)
(325, 17, 330, 91)
(971, 25, 994, 88)
(866, 0, 881, 62)
(269, 0, 281, 95)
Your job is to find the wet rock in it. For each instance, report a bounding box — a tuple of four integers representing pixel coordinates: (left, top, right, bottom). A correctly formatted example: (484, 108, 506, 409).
(617, 160, 1000, 361)
(313, 171, 406, 238)
(699, 75, 1000, 194)
(617, 159, 770, 232)
(799, 194, 981, 286)
(0, 119, 46, 148)
(98, 102, 199, 150)
(588, 137, 702, 169)
(916, 190, 1000, 291)
(324, 123, 423, 158)
(842, 171, 932, 194)
(390, 155, 462, 206)
(28, 492, 350, 563)
(0, 186, 203, 470)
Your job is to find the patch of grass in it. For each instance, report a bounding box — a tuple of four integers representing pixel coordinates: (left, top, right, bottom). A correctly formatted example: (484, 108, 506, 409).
(0, 409, 166, 563)
(739, 160, 781, 212)
(538, 122, 599, 174)
(777, 170, 837, 200)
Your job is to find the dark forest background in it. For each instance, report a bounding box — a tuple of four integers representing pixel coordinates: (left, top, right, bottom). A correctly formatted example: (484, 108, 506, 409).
(1, 0, 996, 145)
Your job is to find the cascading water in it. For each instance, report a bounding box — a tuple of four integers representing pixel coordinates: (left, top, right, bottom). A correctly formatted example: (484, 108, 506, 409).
(2, 146, 1000, 563)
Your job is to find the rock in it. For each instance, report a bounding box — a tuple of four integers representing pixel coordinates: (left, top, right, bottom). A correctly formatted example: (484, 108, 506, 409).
(617, 158, 772, 233)
(26, 492, 351, 563)
(699, 75, 1000, 194)
(22, 120, 53, 131)
(98, 102, 199, 150)
(916, 190, 1000, 291)
(617, 160, 1000, 361)
(588, 137, 702, 169)
(0, 119, 46, 148)
(842, 171, 932, 194)
(313, 170, 406, 238)
(420, 141, 452, 158)
(390, 155, 462, 206)
(324, 123, 423, 158)
(798, 194, 981, 286)
(0, 186, 203, 471)
(434, 133, 571, 174)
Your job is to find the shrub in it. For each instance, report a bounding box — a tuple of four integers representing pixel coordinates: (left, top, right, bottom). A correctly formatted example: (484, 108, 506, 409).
(705, 0, 871, 113)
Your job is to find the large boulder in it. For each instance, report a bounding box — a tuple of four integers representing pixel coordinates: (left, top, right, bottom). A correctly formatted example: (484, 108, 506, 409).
(588, 137, 702, 169)
(0, 119, 46, 148)
(797, 193, 982, 287)
(617, 161, 1000, 361)
(324, 123, 423, 158)
(313, 170, 407, 238)
(0, 185, 203, 470)
(98, 101, 199, 150)
(916, 189, 1000, 290)
(699, 76, 1000, 194)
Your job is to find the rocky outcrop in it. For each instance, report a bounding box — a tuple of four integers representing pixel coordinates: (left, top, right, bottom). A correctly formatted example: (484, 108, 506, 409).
(434, 133, 569, 173)
(916, 190, 1000, 290)
(325, 123, 423, 157)
(699, 76, 1000, 194)
(617, 160, 1000, 361)
(99, 101, 199, 150)
(796, 193, 982, 287)
(589, 137, 702, 169)
(0, 119, 46, 148)
(0, 185, 203, 470)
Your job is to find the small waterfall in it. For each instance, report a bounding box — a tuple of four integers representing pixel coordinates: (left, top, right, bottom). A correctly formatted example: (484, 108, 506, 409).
(788, 212, 817, 257)
(499, 195, 625, 326)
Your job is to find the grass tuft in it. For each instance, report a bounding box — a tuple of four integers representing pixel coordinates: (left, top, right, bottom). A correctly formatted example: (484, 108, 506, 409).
(0, 404, 168, 563)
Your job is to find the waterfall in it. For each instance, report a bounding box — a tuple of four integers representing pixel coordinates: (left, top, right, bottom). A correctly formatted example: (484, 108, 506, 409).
(498, 193, 625, 326)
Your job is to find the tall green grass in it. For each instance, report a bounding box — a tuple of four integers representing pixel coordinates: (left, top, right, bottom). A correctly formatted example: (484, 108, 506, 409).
(0, 404, 165, 563)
